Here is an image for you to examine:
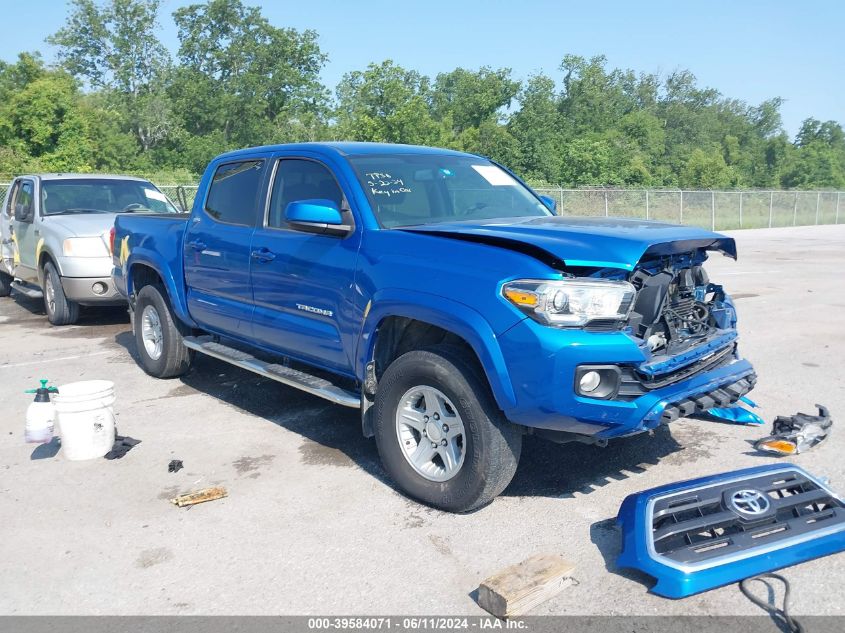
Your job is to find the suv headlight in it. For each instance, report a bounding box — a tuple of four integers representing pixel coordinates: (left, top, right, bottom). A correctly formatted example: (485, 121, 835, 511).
(63, 237, 109, 258)
(503, 278, 636, 328)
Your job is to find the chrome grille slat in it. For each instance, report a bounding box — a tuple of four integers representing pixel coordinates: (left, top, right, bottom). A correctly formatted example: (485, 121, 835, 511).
(653, 510, 737, 543)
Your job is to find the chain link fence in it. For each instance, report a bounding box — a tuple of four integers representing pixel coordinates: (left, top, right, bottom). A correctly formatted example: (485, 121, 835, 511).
(1, 180, 842, 230)
(156, 185, 200, 212)
(533, 187, 844, 230)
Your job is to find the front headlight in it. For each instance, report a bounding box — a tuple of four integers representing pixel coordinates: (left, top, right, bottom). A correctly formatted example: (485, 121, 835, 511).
(62, 237, 110, 258)
(503, 278, 636, 327)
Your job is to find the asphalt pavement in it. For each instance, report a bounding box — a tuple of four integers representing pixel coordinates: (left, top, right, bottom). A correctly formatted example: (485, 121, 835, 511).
(0, 224, 843, 616)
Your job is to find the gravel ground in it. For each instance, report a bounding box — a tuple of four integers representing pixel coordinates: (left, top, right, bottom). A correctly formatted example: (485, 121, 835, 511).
(0, 224, 843, 616)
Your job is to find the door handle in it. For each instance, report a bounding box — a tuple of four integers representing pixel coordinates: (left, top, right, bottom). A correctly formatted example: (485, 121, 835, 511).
(188, 239, 207, 251)
(251, 248, 276, 263)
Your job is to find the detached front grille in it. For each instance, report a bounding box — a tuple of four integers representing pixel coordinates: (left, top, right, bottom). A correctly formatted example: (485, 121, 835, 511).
(650, 468, 845, 569)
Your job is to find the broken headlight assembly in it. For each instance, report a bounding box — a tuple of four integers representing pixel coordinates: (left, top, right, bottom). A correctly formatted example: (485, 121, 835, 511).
(502, 278, 636, 328)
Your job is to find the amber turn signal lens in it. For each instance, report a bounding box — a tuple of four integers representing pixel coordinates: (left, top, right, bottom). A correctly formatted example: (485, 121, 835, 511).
(758, 439, 798, 455)
(503, 288, 538, 307)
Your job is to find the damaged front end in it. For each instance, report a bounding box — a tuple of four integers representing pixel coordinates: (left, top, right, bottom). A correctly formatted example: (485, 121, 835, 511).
(627, 252, 736, 357)
(577, 241, 757, 426)
(411, 217, 756, 437)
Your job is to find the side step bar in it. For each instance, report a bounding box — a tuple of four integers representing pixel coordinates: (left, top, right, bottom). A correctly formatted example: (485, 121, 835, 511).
(11, 281, 43, 299)
(182, 335, 360, 408)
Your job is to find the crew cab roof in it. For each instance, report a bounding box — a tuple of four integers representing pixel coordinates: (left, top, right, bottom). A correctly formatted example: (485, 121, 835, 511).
(215, 141, 472, 162)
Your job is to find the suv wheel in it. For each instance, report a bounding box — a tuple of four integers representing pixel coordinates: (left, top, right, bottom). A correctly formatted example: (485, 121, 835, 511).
(133, 284, 193, 378)
(0, 272, 11, 297)
(42, 262, 79, 325)
(374, 344, 522, 512)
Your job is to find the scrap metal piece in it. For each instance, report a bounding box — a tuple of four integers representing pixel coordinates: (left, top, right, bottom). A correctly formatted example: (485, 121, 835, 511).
(616, 464, 845, 598)
(755, 405, 832, 455)
(701, 396, 764, 425)
(170, 486, 227, 507)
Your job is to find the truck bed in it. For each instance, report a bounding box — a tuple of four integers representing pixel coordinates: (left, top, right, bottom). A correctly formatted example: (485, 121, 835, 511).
(112, 212, 190, 302)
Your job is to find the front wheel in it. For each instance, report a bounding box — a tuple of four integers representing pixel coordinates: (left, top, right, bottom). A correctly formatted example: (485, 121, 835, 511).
(133, 284, 193, 378)
(42, 262, 79, 325)
(373, 345, 522, 512)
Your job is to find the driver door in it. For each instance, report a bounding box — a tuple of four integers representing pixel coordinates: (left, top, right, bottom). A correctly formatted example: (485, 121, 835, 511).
(250, 156, 362, 374)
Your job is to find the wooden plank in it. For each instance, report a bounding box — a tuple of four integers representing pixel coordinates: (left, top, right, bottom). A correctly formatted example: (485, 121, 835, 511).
(170, 486, 228, 507)
(477, 553, 575, 619)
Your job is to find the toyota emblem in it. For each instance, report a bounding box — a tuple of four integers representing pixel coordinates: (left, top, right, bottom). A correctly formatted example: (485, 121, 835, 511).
(729, 489, 771, 516)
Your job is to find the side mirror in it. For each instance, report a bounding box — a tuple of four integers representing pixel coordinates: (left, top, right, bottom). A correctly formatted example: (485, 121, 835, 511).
(285, 199, 351, 237)
(538, 195, 557, 212)
(15, 203, 32, 223)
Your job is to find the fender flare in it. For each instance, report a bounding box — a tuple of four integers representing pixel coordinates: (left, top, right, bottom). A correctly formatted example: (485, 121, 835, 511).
(36, 245, 60, 281)
(125, 248, 195, 326)
(358, 288, 517, 410)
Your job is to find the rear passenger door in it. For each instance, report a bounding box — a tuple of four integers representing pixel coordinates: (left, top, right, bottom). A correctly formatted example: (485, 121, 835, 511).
(2, 180, 22, 275)
(250, 156, 362, 374)
(11, 179, 37, 280)
(183, 159, 266, 339)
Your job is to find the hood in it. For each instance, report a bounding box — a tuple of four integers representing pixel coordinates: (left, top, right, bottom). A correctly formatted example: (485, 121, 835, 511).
(42, 213, 119, 238)
(401, 216, 737, 271)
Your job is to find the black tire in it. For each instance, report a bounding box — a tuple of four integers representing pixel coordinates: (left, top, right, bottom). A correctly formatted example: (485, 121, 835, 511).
(0, 271, 11, 297)
(373, 344, 522, 512)
(42, 261, 79, 325)
(133, 284, 193, 378)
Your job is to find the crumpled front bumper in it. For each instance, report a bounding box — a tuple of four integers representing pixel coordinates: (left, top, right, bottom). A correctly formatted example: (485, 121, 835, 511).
(497, 317, 756, 438)
(616, 464, 845, 598)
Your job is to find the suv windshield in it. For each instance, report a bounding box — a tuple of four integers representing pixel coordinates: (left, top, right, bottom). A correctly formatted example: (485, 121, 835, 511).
(41, 179, 179, 216)
(347, 154, 551, 228)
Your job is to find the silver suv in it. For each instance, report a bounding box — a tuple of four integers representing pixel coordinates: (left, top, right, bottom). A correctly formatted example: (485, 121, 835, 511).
(1, 174, 180, 325)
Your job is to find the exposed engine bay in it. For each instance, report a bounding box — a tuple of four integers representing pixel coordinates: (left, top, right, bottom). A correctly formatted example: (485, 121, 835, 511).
(625, 251, 736, 354)
(587, 248, 737, 355)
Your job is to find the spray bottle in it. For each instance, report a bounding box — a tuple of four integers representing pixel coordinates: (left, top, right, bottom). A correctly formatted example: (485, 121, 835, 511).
(25, 379, 58, 444)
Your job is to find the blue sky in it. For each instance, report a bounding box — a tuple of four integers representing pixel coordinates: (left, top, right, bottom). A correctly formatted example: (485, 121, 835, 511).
(2, 0, 843, 137)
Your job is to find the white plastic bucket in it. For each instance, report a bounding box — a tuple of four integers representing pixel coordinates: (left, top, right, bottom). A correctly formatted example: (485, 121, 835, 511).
(54, 380, 116, 461)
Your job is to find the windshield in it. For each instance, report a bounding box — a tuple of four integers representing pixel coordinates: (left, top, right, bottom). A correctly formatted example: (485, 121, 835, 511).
(347, 154, 551, 228)
(41, 179, 180, 215)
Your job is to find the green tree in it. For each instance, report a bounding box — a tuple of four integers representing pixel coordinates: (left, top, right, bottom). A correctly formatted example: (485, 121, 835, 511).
(431, 67, 519, 133)
(49, 0, 173, 153)
(171, 0, 327, 162)
(507, 74, 564, 183)
(335, 60, 443, 145)
(0, 70, 95, 171)
(680, 147, 737, 188)
(781, 118, 845, 188)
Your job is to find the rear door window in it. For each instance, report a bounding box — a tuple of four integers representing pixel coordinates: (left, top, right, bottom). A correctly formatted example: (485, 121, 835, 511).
(204, 160, 265, 226)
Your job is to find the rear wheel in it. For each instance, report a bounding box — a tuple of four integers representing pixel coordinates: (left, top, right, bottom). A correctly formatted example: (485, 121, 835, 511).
(0, 272, 11, 297)
(373, 344, 522, 512)
(42, 262, 79, 325)
(133, 284, 193, 378)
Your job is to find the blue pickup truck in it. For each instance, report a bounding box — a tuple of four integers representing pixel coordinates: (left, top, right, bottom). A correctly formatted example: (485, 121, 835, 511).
(112, 142, 756, 511)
